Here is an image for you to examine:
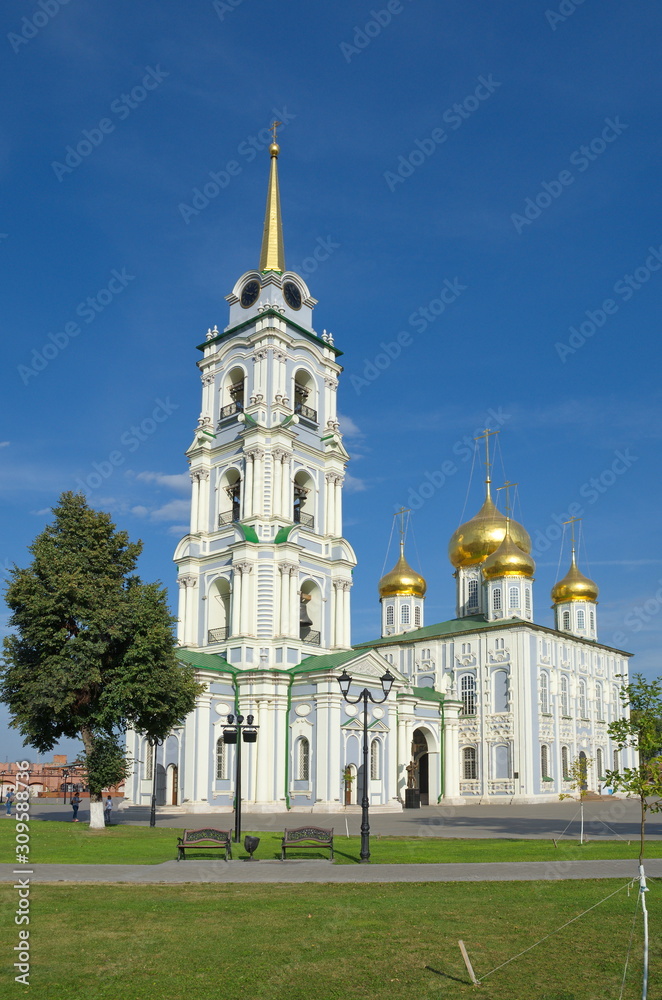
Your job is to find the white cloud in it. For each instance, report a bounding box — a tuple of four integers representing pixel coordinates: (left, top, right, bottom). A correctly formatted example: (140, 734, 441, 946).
(337, 413, 362, 438)
(149, 499, 191, 522)
(0, 441, 10, 448)
(132, 471, 190, 492)
(344, 472, 367, 493)
(167, 524, 189, 536)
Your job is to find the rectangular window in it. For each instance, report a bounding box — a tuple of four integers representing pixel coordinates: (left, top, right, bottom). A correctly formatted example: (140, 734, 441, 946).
(401, 604, 410, 625)
(468, 579, 478, 609)
(493, 588, 502, 612)
(509, 586, 519, 609)
(385, 605, 394, 626)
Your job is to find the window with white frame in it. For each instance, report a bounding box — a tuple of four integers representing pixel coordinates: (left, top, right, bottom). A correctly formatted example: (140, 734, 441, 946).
(525, 588, 531, 615)
(401, 604, 410, 625)
(561, 745, 569, 780)
(509, 586, 519, 609)
(144, 742, 154, 781)
(462, 746, 477, 780)
(540, 672, 549, 714)
(613, 748, 619, 771)
(460, 674, 476, 715)
(561, 675, 569, 716)
(216, 738, 227, 780)
(493, 588, 502, 612)
(385, 605, 394, 626)
(493, 669, 508, 713)
(370, 739, 381, 780)
(562, 609, 571, 630)
(467, 579, 478, 609)
(461, 643, 471, 654)
(296, 737, 310, 781)
(596, 747, 604, 778)
(495, 637, 504, 650)
(579, 679, 587, 718)
(541, 744, 550, 779)
(577, 608, 585, 630)
(494, 744, 510, 779)
(414, 606, 422, 626)
(590, 611, 595, 632)
(421, 648, 431, 660)
(595, 682, 604, 721)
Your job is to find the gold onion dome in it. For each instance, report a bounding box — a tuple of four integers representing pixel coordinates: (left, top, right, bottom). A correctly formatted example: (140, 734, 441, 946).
(551, 551, 599, 604)
(482, 521, 535, 579)
(448, 490, 531, 569)
(378, 542, 427, 598)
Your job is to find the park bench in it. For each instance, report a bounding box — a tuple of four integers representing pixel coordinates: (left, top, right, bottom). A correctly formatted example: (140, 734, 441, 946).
(176, 828, 232, 861)
(281, 826, 334, 861)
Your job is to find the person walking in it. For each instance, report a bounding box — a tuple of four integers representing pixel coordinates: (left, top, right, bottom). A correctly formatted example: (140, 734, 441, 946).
(5, 789, 14, 816)
(104, 795, 112, 826)
(71, 791, 81, 822)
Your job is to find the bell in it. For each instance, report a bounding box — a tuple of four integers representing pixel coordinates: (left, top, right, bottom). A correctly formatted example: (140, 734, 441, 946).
(299, 592, 313, 627)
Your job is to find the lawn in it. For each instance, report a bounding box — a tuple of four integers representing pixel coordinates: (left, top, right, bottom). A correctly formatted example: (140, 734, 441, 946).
(1, 819, 661, 865)
(0, 880, 657, 999)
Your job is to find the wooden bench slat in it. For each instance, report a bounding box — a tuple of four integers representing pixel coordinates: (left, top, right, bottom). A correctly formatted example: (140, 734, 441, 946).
(177, 828, 232, 861)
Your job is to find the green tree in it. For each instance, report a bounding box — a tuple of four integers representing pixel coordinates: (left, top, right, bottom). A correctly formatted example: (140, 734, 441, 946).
(1, 492, 202, 828)
(606, 674, 662, 865)
(559, 753, 593, 844)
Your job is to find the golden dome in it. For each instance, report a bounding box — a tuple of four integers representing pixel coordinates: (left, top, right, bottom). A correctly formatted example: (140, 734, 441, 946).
(269, 142, 280, 157)
(551, 552, 599, 604)
(448, 491, 531, 568)
(378, 542, 427, 598)
(482, 521, 535, 579)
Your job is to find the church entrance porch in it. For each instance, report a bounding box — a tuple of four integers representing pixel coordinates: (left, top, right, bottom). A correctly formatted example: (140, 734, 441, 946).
(412, 729, 429, 806)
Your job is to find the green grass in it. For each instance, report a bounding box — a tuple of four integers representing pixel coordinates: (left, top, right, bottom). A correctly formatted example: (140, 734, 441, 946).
(0, 880, 657, 999)
(1, 819, 660, 865)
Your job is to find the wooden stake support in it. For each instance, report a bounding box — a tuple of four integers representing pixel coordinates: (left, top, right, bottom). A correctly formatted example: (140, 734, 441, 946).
(458, 940, 480, 986)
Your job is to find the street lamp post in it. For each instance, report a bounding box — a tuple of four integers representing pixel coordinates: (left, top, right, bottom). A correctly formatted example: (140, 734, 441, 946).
(337, 667, 395, 863)
(222, 714, 258, 844)
(0, 772, 6, 804)
(148, 737, 165, 828)
(61, 768, 70, 805)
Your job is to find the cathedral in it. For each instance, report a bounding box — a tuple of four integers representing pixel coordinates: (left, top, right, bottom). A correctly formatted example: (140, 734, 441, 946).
(124, 138, 634, 812)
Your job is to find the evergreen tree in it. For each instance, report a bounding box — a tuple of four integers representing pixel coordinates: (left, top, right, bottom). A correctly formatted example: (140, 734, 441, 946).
(1, 492, 201, 828)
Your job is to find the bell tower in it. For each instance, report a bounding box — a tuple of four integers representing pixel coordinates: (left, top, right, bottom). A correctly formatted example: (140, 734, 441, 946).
(174, 133, 357, 667)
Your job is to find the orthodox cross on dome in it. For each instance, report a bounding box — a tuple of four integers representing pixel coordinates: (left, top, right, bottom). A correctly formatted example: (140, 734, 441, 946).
(496, 480, 518, 519)
(563, 515, 582, 557)
(474, 428, 499, 495)
(269, 120, 282, 143)
(393, 506, 410, 544)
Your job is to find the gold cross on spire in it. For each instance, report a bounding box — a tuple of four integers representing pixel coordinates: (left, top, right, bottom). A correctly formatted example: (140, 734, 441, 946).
(394, 506, 410, 543)
(269, 120, 282, 144)
(563, 516, 582, 554)
(474, 428, 499, 495)
(496, 480, 519, 518)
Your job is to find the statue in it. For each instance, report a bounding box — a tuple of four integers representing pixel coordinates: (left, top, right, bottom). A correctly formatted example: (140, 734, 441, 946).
(406, 759, 418, 789)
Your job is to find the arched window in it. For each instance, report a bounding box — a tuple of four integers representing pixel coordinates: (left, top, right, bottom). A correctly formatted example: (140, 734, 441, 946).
(560, 675, 569, 716)
(577, 608, 585, 630)
(219, 469, 242, 525)
(144, 742, 154, 781)
(541, 745, 550, 779)
(493, 670, 508, 713)
(493, 588, 502, 612)
(595, 682, 604, 721)
(385, 605, 394, 627)
(561, 745, 569, 780)
(293, 369, 317, 423)
(293, 471, 314, 529)
(494, 744, 510, 779)
(208, 577, 232, 643)
(223, 366, 245, 416)
(300, 581, 322, 645)
(216, 738, 227, 780)
(579, 679, 587, 718)
(590, 611, 595, 632)
(370, 739, 381, 780)
(596, 747, 604, 778)
(540, 672, 549, 714)
(612, 686, 621, 721)
(509, 586, 519, 609)
(460, 675, 476, 715)
(462, 747, 477, 780)
(467, 579, 478, 610)
(562, 609, 571, 630)
(613, 748, 619, 771)
(296, 737, 310, 781)
(414, 605, 422, 626)
(401, 604, 411, 625)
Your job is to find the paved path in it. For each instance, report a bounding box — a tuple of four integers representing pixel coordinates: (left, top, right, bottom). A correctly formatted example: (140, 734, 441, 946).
(1, 858, 659, 884)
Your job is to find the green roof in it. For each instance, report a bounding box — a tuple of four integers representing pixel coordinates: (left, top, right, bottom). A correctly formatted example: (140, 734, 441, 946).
(407, 686, 444, 703)
(291, 649, 370, 675)
(353, 615, 512, 648)
(177, 648, 237, 675)
(274, 524, 296, 544)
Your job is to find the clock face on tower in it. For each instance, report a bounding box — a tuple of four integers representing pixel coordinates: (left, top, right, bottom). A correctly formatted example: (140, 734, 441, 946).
(240, 279, 261, 308)
(283, 281, 302, 310)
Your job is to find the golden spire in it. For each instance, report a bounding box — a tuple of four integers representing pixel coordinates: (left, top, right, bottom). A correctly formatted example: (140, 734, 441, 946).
(378, 508, 427, 598)
(476, 428, 499, 501)
(551, 519, 599, 603)
(259, 121, 285, 273)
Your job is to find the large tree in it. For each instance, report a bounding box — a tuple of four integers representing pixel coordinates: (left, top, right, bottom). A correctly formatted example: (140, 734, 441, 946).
(606, 673, 662, 865)
(1, 492, 201, 828)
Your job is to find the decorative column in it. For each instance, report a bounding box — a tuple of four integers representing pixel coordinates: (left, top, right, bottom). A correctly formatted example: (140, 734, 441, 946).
(281, 454, 292, 521)
(289, 570, 299, 637)
(231, 567, 242, 636)
(243, 452, 255, 519)
(197, 469, 210, 534)
(443, 699, 463, 800)
(236, 562, 253, 635)
(342, 581, 351, 648)
(272, 449, 285, 518)
(273, 348, 286, 399)
(279, 564, 291, 636)
(334, 474, 344, 537)
(189, 471, 200, 533)
(178, 575, 197, 646)
(325, 473, 335, 535)
(255, 699, 270, 803)
(252, 348, 268, 397)
(200, 371, 215, 421)
(194, 692, 212, 803)
(177, 575, 189, 644)
(397, 710, 410, 802)
(332, 580, 343, 647)
(251, 448, 265, 517)
(324, 374, 338, 425)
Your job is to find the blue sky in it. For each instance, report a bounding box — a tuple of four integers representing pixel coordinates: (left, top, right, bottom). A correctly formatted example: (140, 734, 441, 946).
(2, 0, 661, 761)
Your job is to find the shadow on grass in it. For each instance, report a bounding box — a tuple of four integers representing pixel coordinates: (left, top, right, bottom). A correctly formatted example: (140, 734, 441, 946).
(424, 965, 472, 985)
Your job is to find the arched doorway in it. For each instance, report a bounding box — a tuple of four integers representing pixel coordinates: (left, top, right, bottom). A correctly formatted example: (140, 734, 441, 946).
(166, 764, 178, 806)
(578, 750, 588, 792)
(155, 764, 167, 806)
(412, 729, 429, 805)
